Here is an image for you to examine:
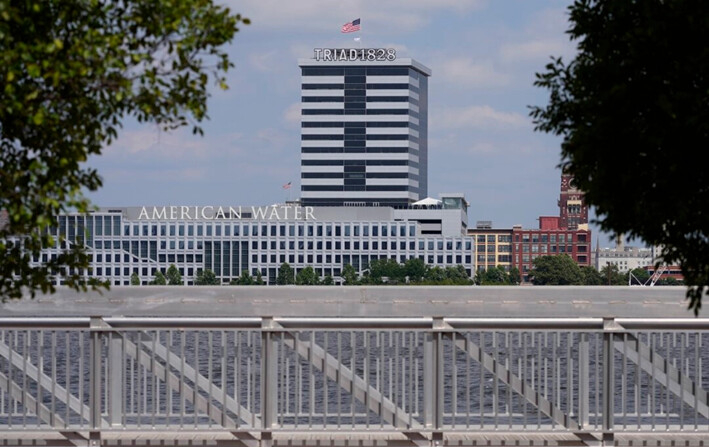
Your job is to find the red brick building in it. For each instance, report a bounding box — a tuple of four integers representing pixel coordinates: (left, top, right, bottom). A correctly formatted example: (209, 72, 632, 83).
(511, 174, 592, 283)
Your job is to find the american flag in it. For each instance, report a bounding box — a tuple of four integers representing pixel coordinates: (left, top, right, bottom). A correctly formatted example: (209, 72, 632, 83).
(341, 18, 360, 33)
(282, 181, 292, 190)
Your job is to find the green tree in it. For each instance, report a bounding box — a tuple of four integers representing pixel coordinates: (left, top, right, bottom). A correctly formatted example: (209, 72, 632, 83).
(425, 266, 447, 283)
(321, 275, 334, 285)
(656, 277, 682, 286)
(628, 268, 651, 286)
(231, 269, 253, 285)
(296, 266, 319, 285)
(369, 258, 404, 283)
(150, 270, 166, 285)
(476, 266, 510, 285)
(130, 272, 140, 286)
(194, 269, 219, 285)
(0, 1, 248, 300)
(404, 258, 428, 283)
(445, 265, 472, 285)
(341, 264, 358, 285)
(508, 267, 521, 285)
(530, 0, 708, 312)
(580, 265, 604, 285)
(276, 263, 294, 285)
(255, 271, 265, 285)
(529, 255, 583, 285)
(166, 264, 182, 285)
(599, 264, 626, 286)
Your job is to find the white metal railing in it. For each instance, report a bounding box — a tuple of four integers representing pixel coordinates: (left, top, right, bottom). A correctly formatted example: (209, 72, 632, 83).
(1, 316, 708, 445)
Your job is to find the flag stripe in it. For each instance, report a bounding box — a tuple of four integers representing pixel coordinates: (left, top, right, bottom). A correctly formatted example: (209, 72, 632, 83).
(341, 18, 361, 33)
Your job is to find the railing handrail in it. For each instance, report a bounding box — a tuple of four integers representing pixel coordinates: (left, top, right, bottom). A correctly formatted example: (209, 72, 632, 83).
(2, 286, 694, 319)
(2, 316, 709, 330)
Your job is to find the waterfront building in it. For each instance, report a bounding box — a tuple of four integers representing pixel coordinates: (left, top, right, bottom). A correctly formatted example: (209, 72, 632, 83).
(31, 50, 473, 286)
(509, 174, 592, 282)
(25, 50, 473, 286)
(41, 196, 472, 286)
(594, 238, 655, 273)
(511, 221, 592, 283)
(468, 174, 592, 282)
(466, 221, 513, 272)
(593, 238, 683, 284)
(299, 51, 429, 207)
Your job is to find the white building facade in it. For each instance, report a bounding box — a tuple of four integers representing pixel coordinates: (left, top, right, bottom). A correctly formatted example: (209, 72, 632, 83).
(595, 245, 656, 272)
(42, 199, 473, 286)
(299, 50, 429, 207)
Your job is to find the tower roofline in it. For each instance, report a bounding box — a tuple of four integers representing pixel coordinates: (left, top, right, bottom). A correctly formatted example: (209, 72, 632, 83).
(298, 57, 432, 76)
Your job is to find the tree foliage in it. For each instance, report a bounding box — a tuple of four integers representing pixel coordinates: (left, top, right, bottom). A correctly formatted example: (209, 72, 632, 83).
(321, 275, 334, 285)
(342, 260, 472, 286)
(529, 255, 583, 285)
(367, 258, 405, 284)
(530, 0, 709, 313)
(475, 266, 520, 285)
(656, 277, 682, 286)
(342, 264, 358, 285)
(0, 1, 248, 299)
(295, 266, 319, 285)
(130, 271, 140, 286)
(276, 263, 294, 285)
(231, 270, 253, 285)
(629, 268, 651, 286)
(255, 271, 265, 285)
(508, 267, 521, 285)
(404, 258, 428, 283)
(599, 264, 627, 286)
(166, 264, 182, 285)
(580, 265, 604, 285)
(150, 270, 166, 285)
(194, 269, 219, 286)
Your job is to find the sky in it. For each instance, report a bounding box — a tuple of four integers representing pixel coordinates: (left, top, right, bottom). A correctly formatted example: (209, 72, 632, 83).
(87, 0, 619, 248)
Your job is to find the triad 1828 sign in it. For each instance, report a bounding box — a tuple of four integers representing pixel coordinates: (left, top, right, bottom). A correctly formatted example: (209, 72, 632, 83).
(313, 48, 396, 62)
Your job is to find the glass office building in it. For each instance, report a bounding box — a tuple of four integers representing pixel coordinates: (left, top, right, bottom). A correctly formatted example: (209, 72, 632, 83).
(42, 201, 473, 285)
(299, 56, 430, 207)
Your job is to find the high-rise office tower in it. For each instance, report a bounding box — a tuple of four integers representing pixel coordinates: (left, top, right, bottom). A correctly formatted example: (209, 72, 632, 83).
(299, 49, 430, 207)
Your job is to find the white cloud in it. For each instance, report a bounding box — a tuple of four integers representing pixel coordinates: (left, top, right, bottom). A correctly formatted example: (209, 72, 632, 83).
(433, 58, 510, 87)
(102, 167, 208, 182)
(103, 127, 209, 159)
(525, 8, 571, 37)
(255, 128, 292, 148)
(498, 7, 576, 65)
(283, 103, 301, 125)
(432, 105, 529, 130)
(249, 50, 280, 72)
(500, 39, 569, 64)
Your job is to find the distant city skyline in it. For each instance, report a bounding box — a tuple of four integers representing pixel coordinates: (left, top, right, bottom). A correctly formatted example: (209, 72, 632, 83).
(86, 0, 623, 247)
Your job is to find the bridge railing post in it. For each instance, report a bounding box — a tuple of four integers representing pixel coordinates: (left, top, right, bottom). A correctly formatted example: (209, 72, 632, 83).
(602, 317, 618, 445)
(424, 318, 445, 444)
(89, 317, 106, 445)
(260, 317, 278, 447)
(107, 330, 124, 428)
(578, 333, 589, 429)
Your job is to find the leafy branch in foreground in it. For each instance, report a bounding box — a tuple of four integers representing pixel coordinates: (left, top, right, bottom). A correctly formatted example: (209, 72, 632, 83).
(0, 0, 248, 299)
(530, 0, 708, 314)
